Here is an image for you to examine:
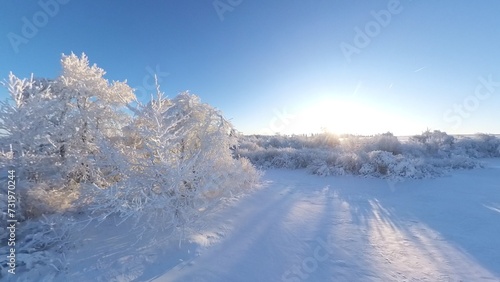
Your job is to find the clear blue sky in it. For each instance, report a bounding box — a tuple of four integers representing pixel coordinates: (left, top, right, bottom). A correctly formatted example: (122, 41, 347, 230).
(1, 0, 499, 136)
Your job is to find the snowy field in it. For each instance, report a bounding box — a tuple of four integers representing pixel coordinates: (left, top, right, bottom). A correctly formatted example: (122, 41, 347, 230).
(4, 54, 499, 282)
(23, 158, 498, 282)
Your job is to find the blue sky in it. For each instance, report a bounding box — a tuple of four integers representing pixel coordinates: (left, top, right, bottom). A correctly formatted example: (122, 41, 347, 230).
(1, 0, 499, 136)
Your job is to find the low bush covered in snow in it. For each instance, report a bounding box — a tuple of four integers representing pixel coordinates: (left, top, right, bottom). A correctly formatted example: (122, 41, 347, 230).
(238, 131, 500, 179)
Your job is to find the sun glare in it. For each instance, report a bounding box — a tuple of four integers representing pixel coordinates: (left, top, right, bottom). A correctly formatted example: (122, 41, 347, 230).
(291, 98, 357, 135)
(292, 97, 401, 136)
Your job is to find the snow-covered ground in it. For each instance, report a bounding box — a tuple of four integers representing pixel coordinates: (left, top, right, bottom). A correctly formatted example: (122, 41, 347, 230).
(5, 159, 499, 282)
(35, 158, 499, 282)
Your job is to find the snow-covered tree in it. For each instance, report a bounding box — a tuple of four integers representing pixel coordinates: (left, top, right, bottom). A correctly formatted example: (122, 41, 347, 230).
(91, 86, 260, 236)
(54, 53, 135, 186)
(0, 53, 262, 277)
(1, 53, 261, 248)
(0, 53, 137, 217)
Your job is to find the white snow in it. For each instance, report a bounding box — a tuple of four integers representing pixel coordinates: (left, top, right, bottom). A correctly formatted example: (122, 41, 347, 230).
(38, 158, 500, 282)
(3, 54, 500, 282)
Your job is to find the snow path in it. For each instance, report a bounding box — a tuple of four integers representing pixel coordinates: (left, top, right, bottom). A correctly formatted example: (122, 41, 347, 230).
(153, 160, 500, 282)
(60, 160, 500, 282)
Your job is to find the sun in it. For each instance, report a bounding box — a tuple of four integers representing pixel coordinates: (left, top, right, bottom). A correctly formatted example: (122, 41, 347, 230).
(280, 95, 422, 136)
(318, 100, 366, 135)
(292, 97, 384, 135)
